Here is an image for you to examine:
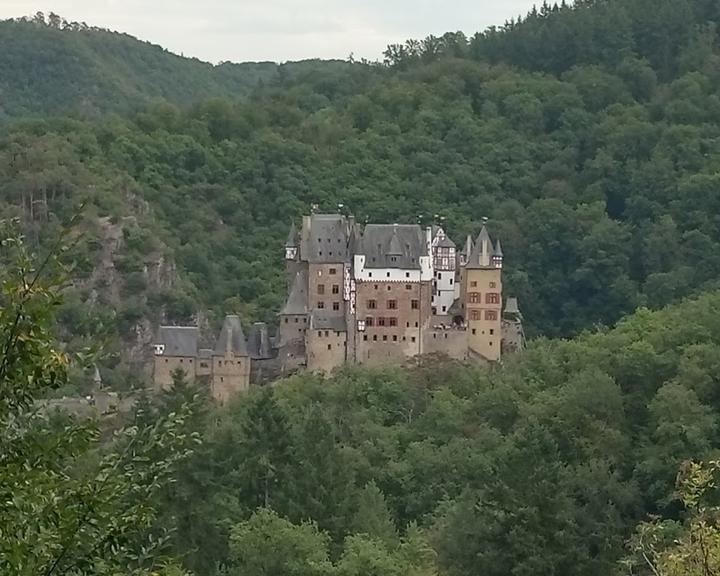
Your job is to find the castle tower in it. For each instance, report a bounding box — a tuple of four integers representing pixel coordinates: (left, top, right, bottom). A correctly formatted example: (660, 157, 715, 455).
(285, 221, 300, 288)
(152, 326, 200, 392)
(464, 224, 503, 362)
(211, 315, 251, 403)
(430, 226, 457, 317)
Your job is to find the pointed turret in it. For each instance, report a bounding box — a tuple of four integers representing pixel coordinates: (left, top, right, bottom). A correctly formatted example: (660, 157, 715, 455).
(285, 221, 298, 247)
(467, 224, 493, 268)
(460, 235, 473, 266)
(214, 315, 248, 357)
(492, 238, 503, 268)
(285, 221, 299, 260)
(280, 270, 308, 316)
(494, 239, 503, 258)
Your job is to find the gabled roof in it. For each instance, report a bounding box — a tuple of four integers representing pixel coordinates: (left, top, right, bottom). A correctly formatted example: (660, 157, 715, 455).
(281, 269, 308, 316)
(285, 221, 298, 248)
(214, 315, 248, 357)
(437, 236, 456, 249)
(301, 214, 349, 263)
(309, 312, 347, 332)
(359, 224, 427, 269)
(157, 326, 199, 357)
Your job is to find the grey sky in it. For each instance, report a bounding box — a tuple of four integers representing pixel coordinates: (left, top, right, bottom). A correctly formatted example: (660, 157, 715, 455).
(0, 1, 538, 63)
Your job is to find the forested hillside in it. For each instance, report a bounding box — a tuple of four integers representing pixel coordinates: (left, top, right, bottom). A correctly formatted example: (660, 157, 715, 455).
(3, 0, 720, 382)
(6, 2, 720, 575)
(154, 290, 720, 575)
(0, 13, 351, 118)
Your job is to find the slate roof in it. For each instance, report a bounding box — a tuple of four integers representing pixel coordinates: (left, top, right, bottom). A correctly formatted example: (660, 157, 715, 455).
(467, 225, 495, 269)
(248, 322, 273, 359)
(494, 238, 503, 258)
(505, 297, 521, 317)
(461, 235, 474, 257)
(281, 269, 308, 316)
(437, 235, 456, 249)
(301, 214, 349, 263)
(214, 315, 249, 357)
(157, 326, 199, 357)
(309, 312, 347, 332)
(359, 224, 427, 269)
(285, 222, 298, 247)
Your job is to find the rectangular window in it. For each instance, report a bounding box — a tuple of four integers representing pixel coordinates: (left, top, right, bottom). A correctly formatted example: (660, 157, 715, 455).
(411, 299, 420, 310)
(318, 331, 323, 337)
(325, 331, 330, 337)
(389, 317, 398, 327)
(317, 301, 325, 309)
(333, 302, 340, 311)
(406, 284, 412, 290)
(469, 292, 481, 304)
(317, 284, 325, 295)
(285, 318, 289, 323)
(486, 293, 500, 305)
(327, 344, 332, 351)
(363, 335, 368, 341)
(393, 335, 398, 342)
(366, 317, 374, 327)
(387, 300, 398, 310)
(373, 335, 378, 341)
(411, 337, 416, 343)
(332, 285, 340, 294)
(368, 300, 377, 310)
(471, 281, 478, 288)
(329, 268, 337, 275)
(383, 335, 388, 341)
(378, 317, 387, 327)
(489, 281, 497, 288)
(470, 310, 481, 321)
(485, 310, 499, 321)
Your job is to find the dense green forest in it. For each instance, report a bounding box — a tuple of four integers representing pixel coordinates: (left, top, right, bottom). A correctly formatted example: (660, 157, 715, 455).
(5, 0, 720, 383)
(5, 1, 720, 575)
(6, 218, 720, 575)
(0, 13, 351, 118)
(156, 289, 720, 575)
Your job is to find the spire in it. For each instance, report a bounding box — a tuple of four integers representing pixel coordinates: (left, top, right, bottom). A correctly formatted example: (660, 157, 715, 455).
(464, 235, 474, 256)
(214, 315, 248, 357)
(280, 270, 308, 316)
(467, 224, 493, 268)
(387, 225, 403, 255)
(493, 238, 503, 258)
(285, 221, 298, 247)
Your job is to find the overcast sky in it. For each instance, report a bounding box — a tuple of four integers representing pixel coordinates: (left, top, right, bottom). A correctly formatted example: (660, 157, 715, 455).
(0, 1, 538, 63)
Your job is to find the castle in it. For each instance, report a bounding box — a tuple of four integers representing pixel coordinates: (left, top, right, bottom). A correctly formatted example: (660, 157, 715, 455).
(153, 214, 524, 402)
